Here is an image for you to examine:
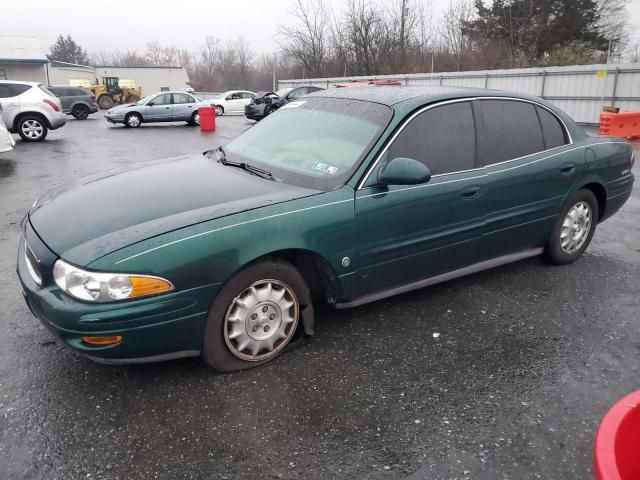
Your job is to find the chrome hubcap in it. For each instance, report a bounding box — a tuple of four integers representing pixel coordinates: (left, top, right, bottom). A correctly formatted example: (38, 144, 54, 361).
(216, 107, 223, 116)
(21, 120, 43, 138)
(560, 201, 592, 254)
(128, 115, 140, 126)
(194, 113, 200, 124)
(224, 280, 299, 361)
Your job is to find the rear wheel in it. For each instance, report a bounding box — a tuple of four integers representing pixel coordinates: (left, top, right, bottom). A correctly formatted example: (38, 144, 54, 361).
(124, 112, 142, 128)
(188, 111, 200, 126)
(202, 259, 312, 372)
(98, 95, 114, 110)
(72, 104, 89, 120)
(17, 116, 48, 142)
(545, 189, 598, 265)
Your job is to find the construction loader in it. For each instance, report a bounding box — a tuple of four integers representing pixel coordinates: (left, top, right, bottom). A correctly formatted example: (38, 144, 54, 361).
(88, 77, 142, 109)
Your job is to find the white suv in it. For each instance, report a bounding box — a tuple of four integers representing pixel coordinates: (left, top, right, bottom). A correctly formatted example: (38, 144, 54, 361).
(0, 81, 67, 142)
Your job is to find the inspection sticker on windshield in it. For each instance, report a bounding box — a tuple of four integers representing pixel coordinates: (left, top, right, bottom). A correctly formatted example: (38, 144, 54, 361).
(312, 162, 339, 175)
(281, 100, 306, 109)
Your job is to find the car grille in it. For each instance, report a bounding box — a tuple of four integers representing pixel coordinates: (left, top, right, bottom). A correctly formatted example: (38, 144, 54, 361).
(24, 240, 42, 285)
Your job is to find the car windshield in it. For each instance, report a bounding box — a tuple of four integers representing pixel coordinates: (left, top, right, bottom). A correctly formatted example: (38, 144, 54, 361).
(275, 87, 293, 97)
(137, 94, 156, 105)
(224, 97, 392, 190)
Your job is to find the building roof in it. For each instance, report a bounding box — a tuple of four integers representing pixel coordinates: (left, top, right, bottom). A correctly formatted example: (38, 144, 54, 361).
(0, 36, 48, 64)
(50, 59, 93, 69)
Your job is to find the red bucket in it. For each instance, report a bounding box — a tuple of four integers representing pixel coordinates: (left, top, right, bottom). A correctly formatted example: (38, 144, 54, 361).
(198, 106, 215, 132)
(594, 390, 640, 480)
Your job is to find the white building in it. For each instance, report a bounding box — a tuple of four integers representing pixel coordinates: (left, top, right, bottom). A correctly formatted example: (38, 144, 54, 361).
(49, 61, 190, 96)
(0, 36, 48, 83)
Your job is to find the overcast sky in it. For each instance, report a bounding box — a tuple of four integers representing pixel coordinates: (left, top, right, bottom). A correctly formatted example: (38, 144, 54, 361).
(3, 0, 640, 58)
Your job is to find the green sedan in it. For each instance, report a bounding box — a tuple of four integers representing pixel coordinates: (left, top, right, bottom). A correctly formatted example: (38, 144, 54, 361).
(17, 87, 635, 372)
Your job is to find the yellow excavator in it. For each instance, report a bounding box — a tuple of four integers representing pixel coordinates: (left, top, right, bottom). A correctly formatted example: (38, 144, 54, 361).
(88, 77, 142, 109)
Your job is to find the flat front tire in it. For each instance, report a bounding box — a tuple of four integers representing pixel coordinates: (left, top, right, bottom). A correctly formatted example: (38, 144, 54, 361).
(545, 189, 598, 265)
(202, 259, 312, 372)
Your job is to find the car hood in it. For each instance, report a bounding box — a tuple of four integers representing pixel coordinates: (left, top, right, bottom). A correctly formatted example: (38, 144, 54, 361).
(29, 154, 319, 266)
(107, 103, 136, 113)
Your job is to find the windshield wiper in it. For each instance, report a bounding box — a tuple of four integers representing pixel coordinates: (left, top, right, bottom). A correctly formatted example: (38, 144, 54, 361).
(216, 153, 275, 182)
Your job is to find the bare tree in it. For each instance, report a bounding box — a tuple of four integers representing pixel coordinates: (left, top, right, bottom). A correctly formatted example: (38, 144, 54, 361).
(440, 0, 475, 71)
(277, 0, 330, 77)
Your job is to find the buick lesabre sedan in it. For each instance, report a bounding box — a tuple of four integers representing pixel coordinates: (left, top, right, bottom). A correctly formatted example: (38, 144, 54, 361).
(18, 87, 635, 372)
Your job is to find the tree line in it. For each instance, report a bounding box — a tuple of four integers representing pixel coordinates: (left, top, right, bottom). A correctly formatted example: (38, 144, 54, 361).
(48, 0, 634, 92)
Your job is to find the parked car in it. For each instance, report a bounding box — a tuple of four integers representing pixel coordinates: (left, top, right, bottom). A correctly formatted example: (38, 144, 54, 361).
(244, 86, 324, 121)
(335, 80, 403, 87)
(18, 86, 635, 372)
(104, 91, 202, 127)
(48, 85, 99, 120)
(0, 104, 15, 153)
(211, 90, 256, 116)
(0, 80, 66, 142)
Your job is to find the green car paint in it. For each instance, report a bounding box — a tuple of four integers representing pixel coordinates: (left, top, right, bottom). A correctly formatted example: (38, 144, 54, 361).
(17, 86, 635, 364)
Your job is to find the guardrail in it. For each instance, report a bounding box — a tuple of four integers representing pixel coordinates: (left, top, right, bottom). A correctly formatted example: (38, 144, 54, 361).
(277, 63, 640, 124)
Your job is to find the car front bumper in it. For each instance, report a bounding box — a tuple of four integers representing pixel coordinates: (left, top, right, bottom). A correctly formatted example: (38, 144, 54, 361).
(244, 103, 266, 119)
(16, 221, 221, 364)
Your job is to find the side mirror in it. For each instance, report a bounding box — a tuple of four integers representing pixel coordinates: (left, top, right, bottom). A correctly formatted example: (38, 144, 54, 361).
(147, 102, 155, 107)
(377, 157, 431, 185)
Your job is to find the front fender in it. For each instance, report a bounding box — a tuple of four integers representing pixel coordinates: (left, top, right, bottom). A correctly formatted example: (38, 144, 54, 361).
(88, 187, 356, 294)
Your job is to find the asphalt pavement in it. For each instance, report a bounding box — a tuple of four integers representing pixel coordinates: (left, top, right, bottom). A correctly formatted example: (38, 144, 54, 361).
(0, 114, 638, 480)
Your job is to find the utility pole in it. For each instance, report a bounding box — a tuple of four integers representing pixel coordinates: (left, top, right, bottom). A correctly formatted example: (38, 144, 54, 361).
(400, 0, 408, 68)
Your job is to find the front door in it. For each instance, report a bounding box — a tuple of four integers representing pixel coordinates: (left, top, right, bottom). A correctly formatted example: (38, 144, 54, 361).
(354, 101, 486, 297)
(144, 93, 172, 121)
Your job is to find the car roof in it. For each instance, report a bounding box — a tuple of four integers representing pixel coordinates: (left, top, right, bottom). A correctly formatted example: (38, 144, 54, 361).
(308, 85, 543, 107)
(0, 80, 40, 85)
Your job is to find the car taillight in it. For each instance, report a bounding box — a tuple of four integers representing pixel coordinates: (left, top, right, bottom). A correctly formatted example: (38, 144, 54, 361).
(42, 99, 60, 112)
(90, 95, 96, 100)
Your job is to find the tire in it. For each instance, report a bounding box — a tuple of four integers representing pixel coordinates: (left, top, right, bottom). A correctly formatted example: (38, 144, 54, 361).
(126, 94, 140, 103)
(215, 105, 224, 117)
(98, 95, 114, 110)
(188, 111, 200, 126)
(202, 259, 312, 372)
(72, 104, 89, 120)
(124, 112, 142, 128)
(17, 116, 48, 142)
(545, 189, 598, 265)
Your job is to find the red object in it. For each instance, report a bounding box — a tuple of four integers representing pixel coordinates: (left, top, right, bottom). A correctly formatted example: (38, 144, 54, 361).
(199, 106, 215, 132)
(594, 390, 640, 480)
(599, 111, 640, 139)
(335, 80, 403, 88)
(42, 99, 60, 112)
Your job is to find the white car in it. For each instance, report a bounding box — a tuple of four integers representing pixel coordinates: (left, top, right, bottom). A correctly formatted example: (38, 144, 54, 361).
(0, 80, 66, 142)
(210, 90, 255, 116)
(0, 104, 15, 152)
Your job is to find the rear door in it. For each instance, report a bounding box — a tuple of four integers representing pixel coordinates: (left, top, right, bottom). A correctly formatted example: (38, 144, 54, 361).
(475, 99, 576, 259)
(354, 100, 486, 296)
(171, 93, 197, 120)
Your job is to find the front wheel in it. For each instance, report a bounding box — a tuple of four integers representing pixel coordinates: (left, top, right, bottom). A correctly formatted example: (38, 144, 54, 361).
(17, 116, 48, 142)
(545, 189, 598, 265)
(202, 259, 312, 372)
(124, 112, 142, 128)
(215, 105, 224, 117)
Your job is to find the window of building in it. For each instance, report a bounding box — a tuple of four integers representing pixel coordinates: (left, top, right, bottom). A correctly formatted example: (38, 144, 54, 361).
(0, 69, 7, 80)
(118, 79, 137, 88)
(69, 78, 91, 87)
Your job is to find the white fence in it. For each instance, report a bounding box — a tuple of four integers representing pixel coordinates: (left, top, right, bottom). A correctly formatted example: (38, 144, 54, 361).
(277, 63, 640, 124)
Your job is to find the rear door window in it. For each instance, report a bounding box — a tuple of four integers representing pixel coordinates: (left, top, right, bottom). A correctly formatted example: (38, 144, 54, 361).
(0, 84, 15, 98)
(475, 100, 545, 166)
(387, 101, 476, 175)
(536, 106, 568, 149)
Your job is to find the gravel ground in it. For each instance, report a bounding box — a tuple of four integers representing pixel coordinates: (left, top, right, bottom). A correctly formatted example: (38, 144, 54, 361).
(0, 115, 638, 480)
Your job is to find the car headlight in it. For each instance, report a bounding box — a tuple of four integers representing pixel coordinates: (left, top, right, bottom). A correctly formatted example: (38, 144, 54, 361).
(53, 259, 173, 302)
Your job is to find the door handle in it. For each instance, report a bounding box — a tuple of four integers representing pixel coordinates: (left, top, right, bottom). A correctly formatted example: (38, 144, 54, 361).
(164, 107, 170, 109)
(461, 185, 482, 199)
(559, 162, 576, 175)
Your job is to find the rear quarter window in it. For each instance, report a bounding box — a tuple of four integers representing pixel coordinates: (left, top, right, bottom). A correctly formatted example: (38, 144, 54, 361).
(476, 100, 545, 166)
(10, 84, 32, 96)
(536, 106, 568, 149)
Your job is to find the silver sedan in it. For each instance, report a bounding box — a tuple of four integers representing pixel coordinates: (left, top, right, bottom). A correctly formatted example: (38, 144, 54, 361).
(105, 91, 206, 127)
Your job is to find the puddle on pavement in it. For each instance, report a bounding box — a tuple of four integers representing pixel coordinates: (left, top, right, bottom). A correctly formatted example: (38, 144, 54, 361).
(0, 158, 16, 178)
